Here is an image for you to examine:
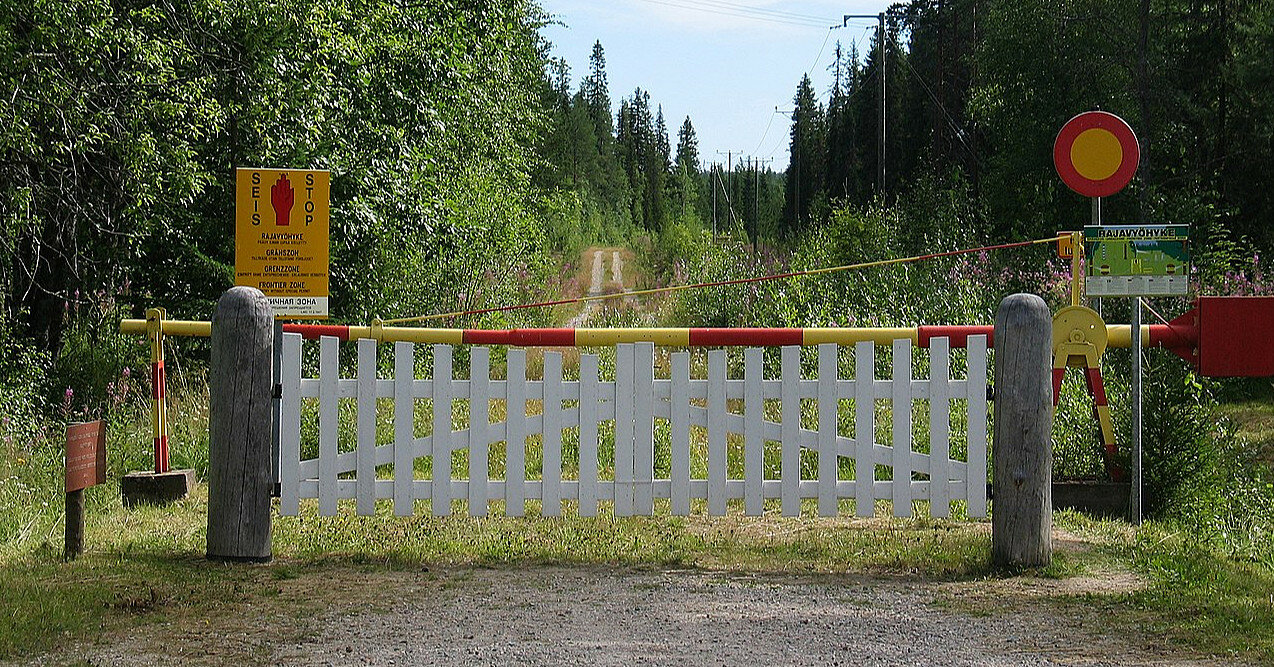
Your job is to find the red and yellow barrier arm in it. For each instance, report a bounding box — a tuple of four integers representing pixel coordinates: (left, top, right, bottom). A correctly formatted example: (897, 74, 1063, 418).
(121, 318, 1199, 351)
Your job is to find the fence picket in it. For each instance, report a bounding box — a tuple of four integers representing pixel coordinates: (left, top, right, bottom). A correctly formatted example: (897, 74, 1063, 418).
(578, 354, 599, 517)
(279, 333, 302, 516)
(780, 346, 800, 516)
(968, 334, 989, 518)
(707, 349, 727, 516)
(817, 343, 838, 517)
(634, 342, 655, 515)
(394, 341, 415, 516)
(744, 347, 764, 516)
(318, 336, 339, 516)
(930, 337, 951, 518)
(614, 344, 635, 516)
(282, 334, 993, 522)
(356, 338, 377, 515)
(506, 349, 527, 517)
(469, 347, 489, 516)
(892, 338, 913, 517)
(543, 351, 563, 516)
(855, 341, 875, 518)
(432, 344, 453, 516)
(671, 351, 691, 516)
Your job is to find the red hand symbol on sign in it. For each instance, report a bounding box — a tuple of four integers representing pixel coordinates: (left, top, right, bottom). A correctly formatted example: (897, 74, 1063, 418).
(271, 174, 294, 226)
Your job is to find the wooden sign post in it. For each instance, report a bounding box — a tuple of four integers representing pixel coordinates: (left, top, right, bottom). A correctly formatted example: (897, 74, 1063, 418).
(65, 420, 106, 561)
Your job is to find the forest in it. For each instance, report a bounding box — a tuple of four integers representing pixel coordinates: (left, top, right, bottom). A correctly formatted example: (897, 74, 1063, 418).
(1, 0, 1273, 657)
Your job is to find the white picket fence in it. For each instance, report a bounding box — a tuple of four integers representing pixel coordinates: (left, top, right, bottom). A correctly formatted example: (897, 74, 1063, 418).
(278, 334, 989, 519)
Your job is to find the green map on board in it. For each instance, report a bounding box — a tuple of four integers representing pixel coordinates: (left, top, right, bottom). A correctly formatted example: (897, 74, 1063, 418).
(1084, 225, 1190, 278)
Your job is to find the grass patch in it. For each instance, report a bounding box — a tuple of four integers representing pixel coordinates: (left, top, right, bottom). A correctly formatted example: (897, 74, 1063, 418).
(1125, 524, 1274, 660)
(3, 482, 1273, 663)
(1051, 511, 1274, 662)
(0, 482, 995, 661)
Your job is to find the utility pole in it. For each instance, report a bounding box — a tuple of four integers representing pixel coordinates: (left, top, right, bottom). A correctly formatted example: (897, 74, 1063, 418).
(716, 150, 738, 202)
(712, 162, 717, 236)
(716, 150, 742, 231)
(753, 157, 773, 253)
(844, 11, 888, 193)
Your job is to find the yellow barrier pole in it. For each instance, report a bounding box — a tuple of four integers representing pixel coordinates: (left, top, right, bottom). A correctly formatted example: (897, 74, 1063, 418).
(1070, 231, 1084, 308)
(121, 319, 211, 337)
(145, 308, 170, 474)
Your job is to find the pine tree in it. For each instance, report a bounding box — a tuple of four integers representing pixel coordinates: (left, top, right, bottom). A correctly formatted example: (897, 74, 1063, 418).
(582, 41, 614, 149)
(784, 75, 826, 231)
(675, 116, 700, 172)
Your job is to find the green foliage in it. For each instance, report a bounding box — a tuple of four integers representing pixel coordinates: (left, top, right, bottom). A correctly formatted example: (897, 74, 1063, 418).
(2, 0, 553, 337)
(1142, 368, 1274, 565)
(50, 293, 150, 417)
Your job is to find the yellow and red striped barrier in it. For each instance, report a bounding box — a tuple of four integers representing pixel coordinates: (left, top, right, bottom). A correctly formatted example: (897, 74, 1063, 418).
(120, 318, 1196, 351)
(121, 311, 1203, 481)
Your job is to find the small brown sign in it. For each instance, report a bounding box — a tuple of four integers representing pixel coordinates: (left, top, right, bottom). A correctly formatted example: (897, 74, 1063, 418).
(65, 421, 106, 493)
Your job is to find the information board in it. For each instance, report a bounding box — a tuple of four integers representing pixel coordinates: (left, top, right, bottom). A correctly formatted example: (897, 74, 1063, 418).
(65, 421, 106, 493)
(1084, 225, 1189, 297)
(235, 168, 330, 318)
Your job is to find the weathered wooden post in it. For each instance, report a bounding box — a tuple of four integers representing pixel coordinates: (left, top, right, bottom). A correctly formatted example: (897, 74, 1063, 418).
(992, 293, 1053, 567)
(207, 286, 273, 562)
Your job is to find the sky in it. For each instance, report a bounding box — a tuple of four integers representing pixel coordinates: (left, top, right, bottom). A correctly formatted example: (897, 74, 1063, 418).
(539, 0, 895, 172)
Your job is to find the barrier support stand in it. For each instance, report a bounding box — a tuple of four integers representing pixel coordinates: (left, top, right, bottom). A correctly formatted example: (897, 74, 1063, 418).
(121, 307, 195, 507)
(148, 307, 169, 474)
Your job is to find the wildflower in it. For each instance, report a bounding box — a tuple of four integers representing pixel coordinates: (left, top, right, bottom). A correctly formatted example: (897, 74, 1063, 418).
(15, 458, 23, 466)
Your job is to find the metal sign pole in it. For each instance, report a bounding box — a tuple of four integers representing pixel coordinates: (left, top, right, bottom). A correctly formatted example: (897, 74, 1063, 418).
(272, 319, 283, 486)
(1093, 196, 1102, 317)
(1131, 297, 1143, 524)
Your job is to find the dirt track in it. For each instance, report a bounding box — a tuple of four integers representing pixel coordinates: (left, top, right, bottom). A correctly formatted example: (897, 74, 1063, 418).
(566, 247, 636, 328)
(38, 565, 1247, 667)
(266, 567, 1237, 667)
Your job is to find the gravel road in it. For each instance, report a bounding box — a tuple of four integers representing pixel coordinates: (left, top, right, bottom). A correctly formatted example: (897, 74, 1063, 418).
(266, 567, 1234, 667)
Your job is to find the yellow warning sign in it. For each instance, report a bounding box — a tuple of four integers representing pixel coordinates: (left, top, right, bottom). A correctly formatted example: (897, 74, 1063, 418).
(235, 168, 330, 319)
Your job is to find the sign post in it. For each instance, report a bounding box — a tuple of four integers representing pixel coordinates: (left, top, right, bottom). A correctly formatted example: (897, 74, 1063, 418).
(65, 420, 106, 561)
(1055, 111, 1145, 522)
(236, 168, 330, 486)
(1085, 224, 1189, 523)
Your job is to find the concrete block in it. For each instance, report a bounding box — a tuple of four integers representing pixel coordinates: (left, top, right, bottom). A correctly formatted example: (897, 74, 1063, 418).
(122, 469, 195, 508)
(1052, 481, 1131, 520)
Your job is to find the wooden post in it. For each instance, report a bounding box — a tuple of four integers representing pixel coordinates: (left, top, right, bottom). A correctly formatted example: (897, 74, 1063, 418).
(207, 286, 274, 562)
(991, 293, 1053, 567)
(64, 489, 84, 561)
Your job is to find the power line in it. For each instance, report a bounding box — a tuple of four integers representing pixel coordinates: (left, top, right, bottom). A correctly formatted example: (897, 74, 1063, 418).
(645, 0, 840, 25)
(750, 24, 840, 157)
(632, 0, 837, 28)
(805, 27, 836, 80)
(751, 108, 781, 155)
(896, 54, 981, 165)
(767, 68, 879, 161)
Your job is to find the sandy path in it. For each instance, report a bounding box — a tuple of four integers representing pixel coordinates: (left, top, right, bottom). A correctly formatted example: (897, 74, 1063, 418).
(611, 250, 637, 306)
(262, 567, 1236, 667)
(566, 249, 606, 328)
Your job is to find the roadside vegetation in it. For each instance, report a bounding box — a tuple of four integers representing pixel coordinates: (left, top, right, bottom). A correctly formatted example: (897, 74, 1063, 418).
(3, 0, 1274, 663)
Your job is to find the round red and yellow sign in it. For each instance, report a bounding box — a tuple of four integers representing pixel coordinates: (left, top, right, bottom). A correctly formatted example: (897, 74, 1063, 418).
(1053, 111, 1139, 198)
